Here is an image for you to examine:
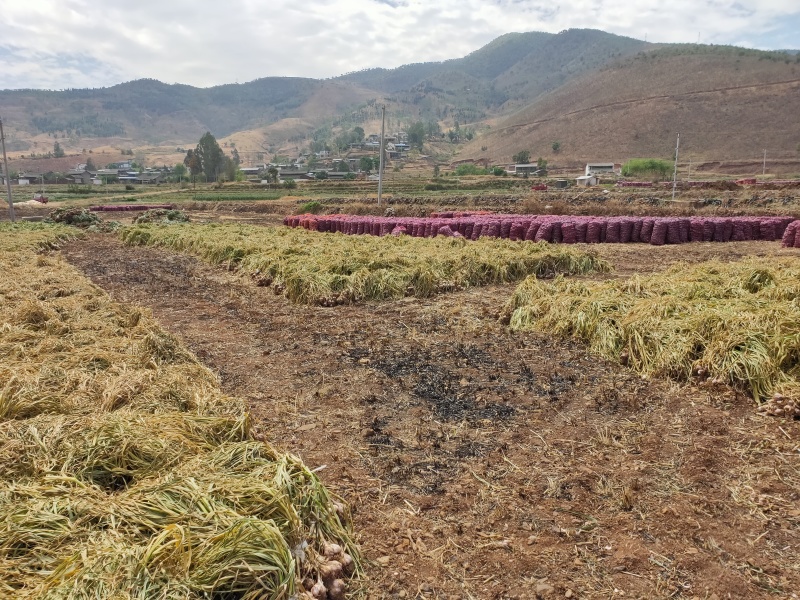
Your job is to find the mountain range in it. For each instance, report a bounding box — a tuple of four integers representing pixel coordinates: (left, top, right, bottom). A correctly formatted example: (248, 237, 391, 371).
(1, 29, 798, 169)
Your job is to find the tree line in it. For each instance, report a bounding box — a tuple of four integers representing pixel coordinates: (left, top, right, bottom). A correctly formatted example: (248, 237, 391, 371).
(183, 132, 241, 182)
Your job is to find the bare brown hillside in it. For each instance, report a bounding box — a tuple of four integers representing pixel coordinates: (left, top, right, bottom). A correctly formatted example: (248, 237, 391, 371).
(462, 52, 800, 170)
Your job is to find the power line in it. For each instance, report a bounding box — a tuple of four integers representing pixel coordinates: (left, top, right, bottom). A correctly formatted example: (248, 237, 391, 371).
(671, 133, 680, 201)
(377, 104, 386, 208)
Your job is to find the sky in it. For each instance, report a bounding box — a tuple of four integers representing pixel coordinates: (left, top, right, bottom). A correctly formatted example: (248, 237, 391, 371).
(0, 0, 798, 90)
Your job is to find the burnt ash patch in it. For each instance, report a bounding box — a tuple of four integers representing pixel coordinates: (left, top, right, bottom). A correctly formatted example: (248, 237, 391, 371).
(350, 347, 516, 422)
(534, 372, 577, 401)
(412, 367, 515, 421)
(348, 344, 520, 494)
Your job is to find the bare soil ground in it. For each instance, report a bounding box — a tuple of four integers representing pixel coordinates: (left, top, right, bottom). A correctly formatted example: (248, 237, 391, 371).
(59, 233, 800, 600)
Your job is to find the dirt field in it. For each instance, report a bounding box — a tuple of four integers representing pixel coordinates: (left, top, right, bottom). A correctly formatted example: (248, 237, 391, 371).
(58, 231, 800, 600)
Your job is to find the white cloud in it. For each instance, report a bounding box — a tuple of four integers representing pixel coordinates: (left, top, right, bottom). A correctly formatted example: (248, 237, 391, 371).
(0, 0, 798, 89)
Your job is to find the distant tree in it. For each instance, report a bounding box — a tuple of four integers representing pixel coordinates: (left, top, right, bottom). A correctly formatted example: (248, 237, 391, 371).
(221, 156, 237, 182)
(283, 178, 297, 189)
(310, 140, 329, 154)
(552, 141, 561, 153)
(352, 126, 365, 143)
(333, 133, 350, 152)
(359, 156, 374, 173)
(173, 163, 187, 180)
(85, 157, 96, 171)
(492, 166, 506, 176)
(334, 160, 350, 172)
(344, 172, 356, 180)
(433, 164, 440, 177)
(315, 170, 328, 180)
(232, 147, 240, 167)
(194, 132, 224, 181)
(447, 130, 458, 143)
(512, 150, 531, 164)
(407, 121, 426, 150)
(134, 152, 146, 171)
(536, 157, 548, 176)
(267, 166, 279, 184)
(184, 149, 202, 179)
(425, 121, 441, 139)
(53, 141, 65, 158)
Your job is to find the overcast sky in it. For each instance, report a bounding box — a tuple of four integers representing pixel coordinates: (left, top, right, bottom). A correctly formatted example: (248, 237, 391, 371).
(1, 0, 798, 90)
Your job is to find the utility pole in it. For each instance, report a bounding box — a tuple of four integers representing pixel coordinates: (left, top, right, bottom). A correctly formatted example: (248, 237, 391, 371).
(0, 117, 16, 222)
(377, 104, 386, 208)
(763, 149, 766, 176)
(671, 133, 680, 202)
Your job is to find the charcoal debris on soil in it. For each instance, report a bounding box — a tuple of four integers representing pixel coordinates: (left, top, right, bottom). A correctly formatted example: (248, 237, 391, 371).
(351, 347, 516, 421)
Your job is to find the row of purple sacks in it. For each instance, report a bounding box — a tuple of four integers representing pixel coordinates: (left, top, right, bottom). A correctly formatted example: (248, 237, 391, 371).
(390, 216, 794, 245)
(287, 214, 795, 244)
(781, 220, 800, 248)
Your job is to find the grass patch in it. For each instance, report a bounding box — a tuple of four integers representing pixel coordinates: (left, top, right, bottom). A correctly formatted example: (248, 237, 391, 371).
(621, 158, 672, 179)
(121, 223, 609, 305)
(190, 192, 285, 201)
(506, 260, 800, 403)
(0, 222, 79, 252)
(0, 226, 360, 598)
(297, 200, 324, 214)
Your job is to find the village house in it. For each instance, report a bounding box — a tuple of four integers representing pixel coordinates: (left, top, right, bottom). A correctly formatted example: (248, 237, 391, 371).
(508, 163, 545, 176)
(576, 174, 598, 186)
(585, 162, 621, 176)
(17, 172, 44, 185)
(67, 170, 94, 185)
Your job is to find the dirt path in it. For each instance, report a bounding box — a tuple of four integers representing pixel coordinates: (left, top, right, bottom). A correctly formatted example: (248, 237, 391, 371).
(591, 240, 796, 278)
(61, 235, 800, 600)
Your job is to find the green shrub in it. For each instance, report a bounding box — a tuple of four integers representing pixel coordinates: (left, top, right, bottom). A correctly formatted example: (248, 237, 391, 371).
(298, 201, 324, 214)
(621, 158, 672, 179)
(455, 164, 489, 176)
